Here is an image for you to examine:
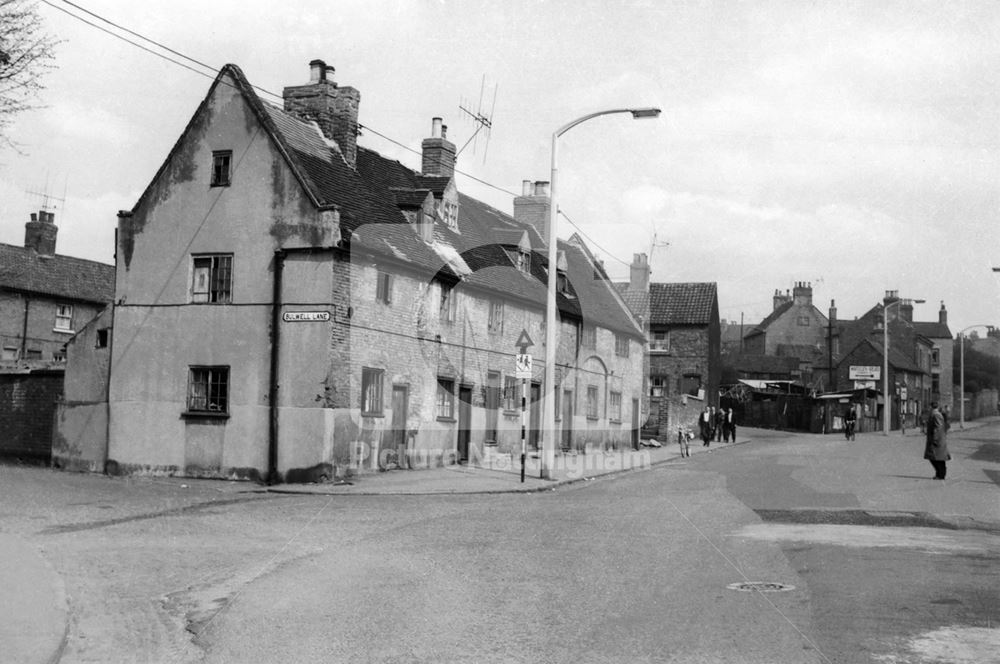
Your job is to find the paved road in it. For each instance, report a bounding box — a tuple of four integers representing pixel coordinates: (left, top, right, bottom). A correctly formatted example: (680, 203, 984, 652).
(199, 423, 1000, 663)
(2, 421, 998, 663)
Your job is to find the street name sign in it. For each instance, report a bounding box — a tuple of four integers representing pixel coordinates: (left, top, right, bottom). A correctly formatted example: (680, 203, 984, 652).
(282, 311, 330, 323)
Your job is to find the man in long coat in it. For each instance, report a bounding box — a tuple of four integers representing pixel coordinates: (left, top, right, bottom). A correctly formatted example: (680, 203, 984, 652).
(924, 402, 951, 480)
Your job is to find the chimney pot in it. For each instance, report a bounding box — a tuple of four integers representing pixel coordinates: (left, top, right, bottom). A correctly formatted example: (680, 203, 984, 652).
(534, 181, 550, 196)
(431, 117, 442, 139)
(521, 180, 533, 196)
(441, 124, 447, 140)
(309, 59, 326, 83)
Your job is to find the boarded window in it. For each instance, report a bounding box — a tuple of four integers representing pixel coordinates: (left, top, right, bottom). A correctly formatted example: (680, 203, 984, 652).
(192, 254, 233, 303)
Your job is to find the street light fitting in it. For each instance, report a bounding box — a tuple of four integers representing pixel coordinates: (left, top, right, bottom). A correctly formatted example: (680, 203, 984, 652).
(541, 106, 661, 479)
(629, 108, 662, 119)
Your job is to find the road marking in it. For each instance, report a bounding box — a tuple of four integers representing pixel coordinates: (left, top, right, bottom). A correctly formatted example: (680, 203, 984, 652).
(872, 625, 1000, 664)
(735, 523, 999, 556)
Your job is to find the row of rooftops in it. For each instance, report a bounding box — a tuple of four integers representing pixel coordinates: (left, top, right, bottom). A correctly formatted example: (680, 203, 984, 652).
(0, 210, 115, 304)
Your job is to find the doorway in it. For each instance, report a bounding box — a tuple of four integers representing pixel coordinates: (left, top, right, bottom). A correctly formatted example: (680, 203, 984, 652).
(529, 382, 541, 450)
(457, 385, 472, 463)
(631, 398, 640, 450)
(385, 385, 408, 470)
(561, 389, 573, 451)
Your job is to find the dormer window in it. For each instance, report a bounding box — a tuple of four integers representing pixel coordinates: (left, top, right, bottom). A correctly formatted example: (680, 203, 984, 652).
(509, 248, 530, 274)
(441, 200, 458, 230)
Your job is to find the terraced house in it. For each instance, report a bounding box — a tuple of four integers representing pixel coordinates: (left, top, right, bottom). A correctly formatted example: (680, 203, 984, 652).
(57, 60, 645, 482)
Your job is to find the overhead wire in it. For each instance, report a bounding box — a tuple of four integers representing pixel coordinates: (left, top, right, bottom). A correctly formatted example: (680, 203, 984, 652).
(41, 0, 630, 259)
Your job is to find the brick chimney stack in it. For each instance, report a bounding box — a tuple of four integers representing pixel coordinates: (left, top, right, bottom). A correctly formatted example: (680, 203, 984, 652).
(792, 281, 813, 306)
(629, 253, 650, 292)
(773, 288, 792, 310)
(283, 59, 360, 169)
(513, 180, 551, 243)
(899, 300, 914, 323)
(25, 210, 57, 256)
(939, 301, 948, 325)
(829, 299, 837, 323)
(422, 117, 456, 177)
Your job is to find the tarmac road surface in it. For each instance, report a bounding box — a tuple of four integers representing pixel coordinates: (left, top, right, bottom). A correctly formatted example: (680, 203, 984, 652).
(2, 419, 997, 663)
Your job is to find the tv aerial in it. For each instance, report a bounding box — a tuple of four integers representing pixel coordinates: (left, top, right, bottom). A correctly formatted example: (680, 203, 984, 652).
(25, 173, 68, 215)
(457, 75, 497, 163)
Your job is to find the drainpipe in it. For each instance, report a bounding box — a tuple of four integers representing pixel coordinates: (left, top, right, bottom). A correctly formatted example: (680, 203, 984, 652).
(20, 296, 30, 359)
(268, 250, 285, 485)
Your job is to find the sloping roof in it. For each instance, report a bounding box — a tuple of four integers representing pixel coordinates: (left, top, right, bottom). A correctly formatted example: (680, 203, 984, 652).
(179, 65, 641, 338)
(0, 243, 114, 303)
(746, 301, 794, 337)
(614, 282, 717, 326)
(913, 321, 951, 339)
(856, 338, 924, 373)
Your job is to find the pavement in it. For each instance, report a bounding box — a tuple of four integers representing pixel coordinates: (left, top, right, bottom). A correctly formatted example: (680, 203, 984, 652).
(5, 417, 995, 664)
(266, 430, 742, 495)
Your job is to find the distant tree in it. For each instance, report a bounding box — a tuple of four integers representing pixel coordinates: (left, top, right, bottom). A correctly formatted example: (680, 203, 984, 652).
(953, 342, 1000, 393)
(0, 0, 58, 150)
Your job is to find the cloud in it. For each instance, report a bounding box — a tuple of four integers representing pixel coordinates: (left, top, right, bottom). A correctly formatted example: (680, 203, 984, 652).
(42, 102, 134, 145)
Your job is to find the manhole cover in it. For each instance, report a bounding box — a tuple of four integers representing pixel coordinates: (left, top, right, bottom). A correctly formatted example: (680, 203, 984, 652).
(727, 581, 795, 592)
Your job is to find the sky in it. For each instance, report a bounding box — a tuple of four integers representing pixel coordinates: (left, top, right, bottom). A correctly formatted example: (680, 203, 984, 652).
(1, 0, 998, 335)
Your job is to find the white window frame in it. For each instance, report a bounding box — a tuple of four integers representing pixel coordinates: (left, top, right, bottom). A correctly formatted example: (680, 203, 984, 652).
(54, 304, 73, 332)
(609, 391, 622, 422)
(436, 378, 456, 420)
(614, 333, 630, 357)
(191, 254, 233, 304)
(488, 299, 504, 334)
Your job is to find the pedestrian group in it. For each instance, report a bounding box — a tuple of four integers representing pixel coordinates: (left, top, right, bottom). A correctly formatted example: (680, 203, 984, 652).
(700, 406, 736, 446)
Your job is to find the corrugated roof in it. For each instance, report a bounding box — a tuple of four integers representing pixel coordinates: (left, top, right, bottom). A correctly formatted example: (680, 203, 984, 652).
(0, 243, 114, 303)
(614, 282, 717, 326)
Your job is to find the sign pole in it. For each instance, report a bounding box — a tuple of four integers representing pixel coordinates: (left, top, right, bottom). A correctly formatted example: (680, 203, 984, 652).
(520, 378, 527, 483)
(513, 328, 535, 484)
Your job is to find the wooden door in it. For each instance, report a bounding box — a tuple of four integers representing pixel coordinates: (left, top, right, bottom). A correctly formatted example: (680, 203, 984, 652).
(561, 389, 573, 451)
(384, 385, 408, 470)
(457, 385, 472, 462)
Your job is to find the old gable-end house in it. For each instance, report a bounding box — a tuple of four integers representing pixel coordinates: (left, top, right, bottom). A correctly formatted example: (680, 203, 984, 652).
(58, 60, 645, 482)
(615, 253, 719, 438)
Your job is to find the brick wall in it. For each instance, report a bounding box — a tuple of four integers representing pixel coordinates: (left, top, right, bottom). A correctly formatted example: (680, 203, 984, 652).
(0, 291, 104, 361)
(0, 371, 64, 462)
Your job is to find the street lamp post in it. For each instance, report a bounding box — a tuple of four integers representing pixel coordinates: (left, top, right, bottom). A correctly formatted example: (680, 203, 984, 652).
(882, 295, 925, 436)
(541, 107, 661, 479)
(958, 324, 994, 429)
